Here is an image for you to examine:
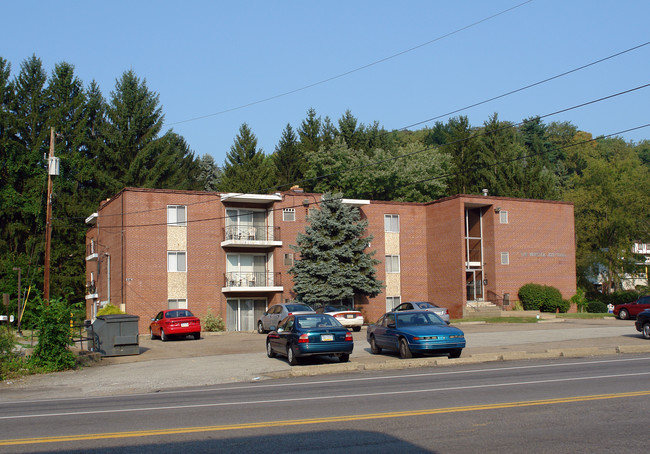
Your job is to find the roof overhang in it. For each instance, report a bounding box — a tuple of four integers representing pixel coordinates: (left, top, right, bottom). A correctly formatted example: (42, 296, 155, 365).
(220, 193, 283, 204)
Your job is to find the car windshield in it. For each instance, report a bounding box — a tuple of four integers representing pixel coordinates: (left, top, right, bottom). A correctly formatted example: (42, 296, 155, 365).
(396, 312, 445, 327)
(296, 315, 342, 329)
(166, 310, 194, 318)
(286, 304, 313, 312)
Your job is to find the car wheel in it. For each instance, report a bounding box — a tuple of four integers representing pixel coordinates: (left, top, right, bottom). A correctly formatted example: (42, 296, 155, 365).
(193, 332, 201, 340)
(287, 345, 298, 366)
(370, 335, 382, 354)
(352, 326, 361, 332)
(399, 338, 412, 359)
(150, 328, 156, 340)
(448, 348, 462, 359)
(161, 329, 168, 342)
(619, 309, 629, 320)
(339, 353, 350, 363)
(257, 321, 266, 334)
(643, 323, 650, 340)
(266, 340, 276, 358)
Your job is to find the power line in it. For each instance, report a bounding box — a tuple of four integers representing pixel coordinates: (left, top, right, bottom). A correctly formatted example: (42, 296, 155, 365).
(165, 0, 534, 126)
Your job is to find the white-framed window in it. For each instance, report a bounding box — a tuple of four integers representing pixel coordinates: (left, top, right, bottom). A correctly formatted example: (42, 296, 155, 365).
(501, 252, 509, 265)
(283, 208, 295, 222)
(167, 205, 186, 226)
(500, 210, 509, 224)
(384, 214, 399, 232)
(168, 251, 187, 272)
(168, 298, 187, 309)
(284, 253, 294, 266)
(386, 296, 401, 312)
(385, 255, 400, 273)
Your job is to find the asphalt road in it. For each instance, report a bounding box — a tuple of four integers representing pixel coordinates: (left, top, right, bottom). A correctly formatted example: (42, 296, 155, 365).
(1, 355, 648, 453)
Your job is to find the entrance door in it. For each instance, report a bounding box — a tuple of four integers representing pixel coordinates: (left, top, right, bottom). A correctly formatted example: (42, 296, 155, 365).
(466, 270, 483, 301)
(227, 299, 267, 331)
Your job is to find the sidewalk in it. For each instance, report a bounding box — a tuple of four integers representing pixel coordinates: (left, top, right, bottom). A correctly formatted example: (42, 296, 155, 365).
(1, 318, 649, 401)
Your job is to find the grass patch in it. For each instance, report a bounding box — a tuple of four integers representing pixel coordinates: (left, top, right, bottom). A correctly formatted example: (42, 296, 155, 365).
(453, 316, 540, 324)
(557, 313, 615, 319)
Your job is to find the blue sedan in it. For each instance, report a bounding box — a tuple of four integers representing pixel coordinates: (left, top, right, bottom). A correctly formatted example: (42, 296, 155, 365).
(266, 314, 354, 365)
(367, 310, 465, 359)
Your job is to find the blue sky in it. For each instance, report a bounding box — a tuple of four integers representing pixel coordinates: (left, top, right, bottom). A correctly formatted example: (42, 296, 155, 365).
(2, 1, 649, 166)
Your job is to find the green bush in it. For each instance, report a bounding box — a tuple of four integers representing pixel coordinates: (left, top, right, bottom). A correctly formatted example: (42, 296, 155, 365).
(97, 303, 125, 316)
(604, 291, 639, 306)
(518, 283, 566, 312)
(570, 288, 588, 312)
(586, 301, 608, 313)
(29, 298, 77, 372)
(202, 310, 225, 332)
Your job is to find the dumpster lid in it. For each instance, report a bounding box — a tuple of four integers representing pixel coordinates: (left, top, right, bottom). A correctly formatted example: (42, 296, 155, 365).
(95, 314, 140, 322)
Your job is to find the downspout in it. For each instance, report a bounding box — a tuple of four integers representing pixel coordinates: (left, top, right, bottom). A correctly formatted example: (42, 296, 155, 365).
(105, 253, 111, 306)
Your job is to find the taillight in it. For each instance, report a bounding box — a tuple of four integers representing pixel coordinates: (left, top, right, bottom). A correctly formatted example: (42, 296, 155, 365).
(298, 334, 309, 343)
(345, 332, 353, 341)
(444, 309, 449, 314)
(334, 314, 344, 318)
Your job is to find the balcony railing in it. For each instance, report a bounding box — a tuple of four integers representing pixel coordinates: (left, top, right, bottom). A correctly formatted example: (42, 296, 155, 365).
(223, 225, 280, 242)
(86, 240, 98, 260)
(224, 271, 282, 288)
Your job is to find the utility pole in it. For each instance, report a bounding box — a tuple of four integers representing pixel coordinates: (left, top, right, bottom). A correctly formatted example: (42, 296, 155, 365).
(12, 267, 21, 334)
(44, 127, 59, 303)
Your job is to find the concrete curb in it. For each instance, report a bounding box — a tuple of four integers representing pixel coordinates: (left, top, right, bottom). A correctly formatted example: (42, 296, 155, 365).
(266, 344, 650, 380)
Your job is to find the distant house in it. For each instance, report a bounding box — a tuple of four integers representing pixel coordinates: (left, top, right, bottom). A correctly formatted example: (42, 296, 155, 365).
(85, 188, 577, 333)
(620, 242, 650, 290)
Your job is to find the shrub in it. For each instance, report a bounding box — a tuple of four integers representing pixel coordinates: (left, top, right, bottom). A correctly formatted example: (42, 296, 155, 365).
(587, 301, 608, 313)
(97, 303, 125, 316)
(519, 283, 565, 312)
(202, 310, 225, 332)
(604, 290, 639, 306)
(518, 283, 545, 310)
(570, 288, 588, 312)
(29, 298, 77, 372)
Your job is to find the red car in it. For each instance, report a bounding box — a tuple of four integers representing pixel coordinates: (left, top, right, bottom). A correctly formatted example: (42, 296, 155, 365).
(150, 309, 201, 341)
(614, 295, 650, 320)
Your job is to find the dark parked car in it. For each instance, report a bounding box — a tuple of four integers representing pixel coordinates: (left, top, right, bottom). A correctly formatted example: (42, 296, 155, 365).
(635, 309, 650, 339)
(150, 309, 201, 341)
(614, 295, 650, 320)
(367, 310, 465, 359)
(266, 314, 354, 365)
(257, 303, 315, 334)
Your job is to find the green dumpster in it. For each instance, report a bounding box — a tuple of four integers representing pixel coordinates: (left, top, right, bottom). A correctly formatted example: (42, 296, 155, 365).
(91, 314, 140, 356)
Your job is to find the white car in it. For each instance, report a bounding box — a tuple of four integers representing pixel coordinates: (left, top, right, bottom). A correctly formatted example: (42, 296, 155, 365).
(315, 304, 364, 331)
(393, 301, 450, 323)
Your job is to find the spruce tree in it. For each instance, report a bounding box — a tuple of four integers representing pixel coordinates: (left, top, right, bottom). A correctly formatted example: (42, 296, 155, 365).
(273, 123, 304, 190)
(289, 193, 383, 305)
(220, 123, 275, 193)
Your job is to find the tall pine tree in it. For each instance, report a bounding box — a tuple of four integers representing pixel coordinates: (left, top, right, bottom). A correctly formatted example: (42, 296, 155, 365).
(220, 123, 275, 193)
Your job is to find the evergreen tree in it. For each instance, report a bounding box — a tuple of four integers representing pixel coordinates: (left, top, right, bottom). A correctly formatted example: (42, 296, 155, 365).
(220, 123, 275, 193)
(103, 70, 164, 189)
(337, 110, 365, 152)
(297, 108, 322, 154)
(443, 116, 479, 195)
(289, 193, 383, 305)
(197, 153, 221, 191)
(273, 123, 304, 190)
(519, 117, 560, 199)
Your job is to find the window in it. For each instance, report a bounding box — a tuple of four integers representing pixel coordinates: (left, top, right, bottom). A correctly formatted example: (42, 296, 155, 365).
(500, 210, 509, 224)
(167, 205, 186, 226)
(386, 296, 401, 311)
(501, 252, 509, 265)
(168, 251, 186, 272)
(384, 214, 399, 232)
(385, 255, 400, 273)
(283, 208, 295, 221)
(168, 299, 187, 309)
(284, 253, 294, 266)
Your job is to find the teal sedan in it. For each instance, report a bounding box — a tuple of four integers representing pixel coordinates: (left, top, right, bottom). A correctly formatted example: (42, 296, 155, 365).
(367, 310, 465, 359)
(266, 314, 354, 365)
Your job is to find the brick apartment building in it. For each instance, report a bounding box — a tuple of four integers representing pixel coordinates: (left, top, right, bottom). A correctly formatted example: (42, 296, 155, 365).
(84, 187, 577, 333)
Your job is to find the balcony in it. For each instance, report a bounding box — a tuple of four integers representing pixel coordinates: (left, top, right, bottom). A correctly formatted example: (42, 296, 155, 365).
(85, 281, 98, 300)
(221, 225, 282, 248)
(86, 241, 98, 261)
(221, 271, 283, 293)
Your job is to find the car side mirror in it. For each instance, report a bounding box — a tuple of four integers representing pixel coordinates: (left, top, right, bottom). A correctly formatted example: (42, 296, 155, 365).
(275, 327, 283, 333)
(151, 318, 155, 321)
(264, 311, 269, 316)
(446, 321, 450, 325)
